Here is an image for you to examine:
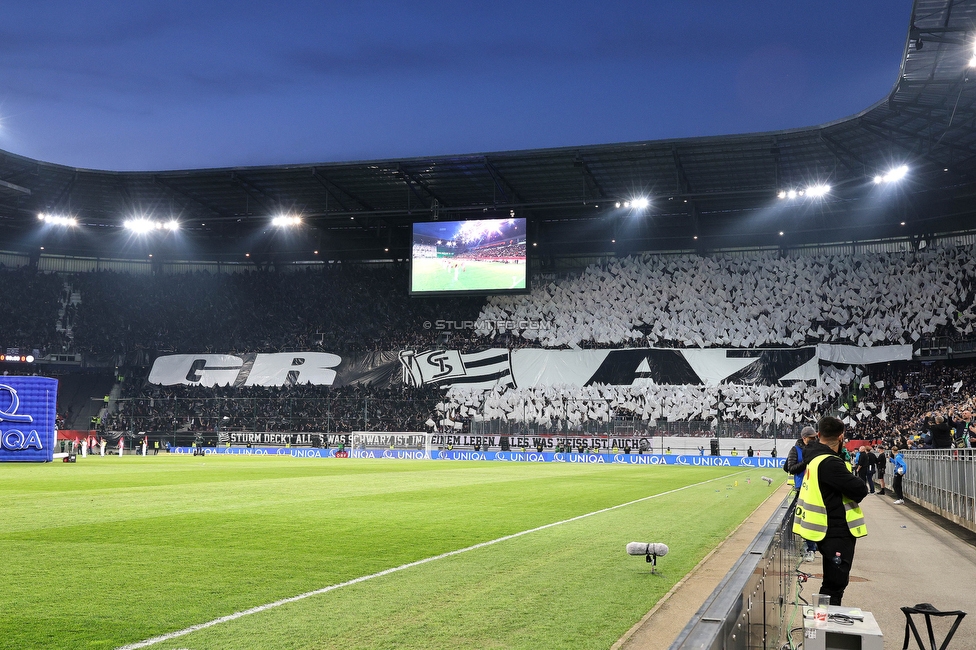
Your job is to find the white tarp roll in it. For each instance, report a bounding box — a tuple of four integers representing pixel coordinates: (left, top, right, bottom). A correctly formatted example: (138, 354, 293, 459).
(815, 344, 913, 365)
(511, 349, 611, 388)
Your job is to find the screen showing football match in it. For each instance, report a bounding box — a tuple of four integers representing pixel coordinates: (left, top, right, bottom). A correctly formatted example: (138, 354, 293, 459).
(410, 218, 528, 295)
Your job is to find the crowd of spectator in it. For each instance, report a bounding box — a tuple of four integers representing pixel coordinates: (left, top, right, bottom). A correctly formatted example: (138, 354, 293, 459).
(69, 264, 485, 355)
(846, 361, 976, 448)
(5, 244, 976, 360)
(479, 245, 976, 348)
(438, 364, 856, 435)
(455, 243, 525, 260)
(104, 378, 445, 435)
(0, 267, 67, 356)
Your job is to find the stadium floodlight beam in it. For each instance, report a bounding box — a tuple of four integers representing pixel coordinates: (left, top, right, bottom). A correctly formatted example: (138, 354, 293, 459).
(164, 220, 180, 231)
(124, 218, 157, 233)
(632, 197, 650, 210)
(805, 184, 830, 197)
(272, 215, 302, 227)
(38, 213, 78, 227)
(874, 164, 909, 184)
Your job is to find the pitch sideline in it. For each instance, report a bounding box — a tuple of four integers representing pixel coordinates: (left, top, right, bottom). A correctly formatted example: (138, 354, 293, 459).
(118, 469, 751, 650)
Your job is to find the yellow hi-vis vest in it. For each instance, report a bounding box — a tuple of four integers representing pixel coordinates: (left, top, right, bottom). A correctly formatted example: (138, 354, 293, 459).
(793, 455, 867, 541)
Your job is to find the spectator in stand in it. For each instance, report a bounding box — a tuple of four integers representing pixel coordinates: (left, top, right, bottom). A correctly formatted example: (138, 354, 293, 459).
(785, 426, 819, 562)
(952, 409, 974, 448)
(925, 414, 953, 449)
(890, 447, 908, 504)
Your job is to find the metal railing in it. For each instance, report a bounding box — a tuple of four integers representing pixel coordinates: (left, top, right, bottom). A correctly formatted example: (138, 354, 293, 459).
(903, 449, 976, 533)
(669, 493, 802, 650)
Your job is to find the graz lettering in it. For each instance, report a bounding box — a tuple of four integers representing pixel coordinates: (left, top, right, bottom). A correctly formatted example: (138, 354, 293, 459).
(148, 353, 342, 387)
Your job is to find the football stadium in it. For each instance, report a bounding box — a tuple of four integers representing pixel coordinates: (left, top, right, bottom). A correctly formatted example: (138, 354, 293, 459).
(3, 2, 976, 650)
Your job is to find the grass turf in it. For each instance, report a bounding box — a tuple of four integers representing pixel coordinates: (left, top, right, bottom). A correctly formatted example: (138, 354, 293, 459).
(0, 455, 776, 649)
(411, 258, 526, 292)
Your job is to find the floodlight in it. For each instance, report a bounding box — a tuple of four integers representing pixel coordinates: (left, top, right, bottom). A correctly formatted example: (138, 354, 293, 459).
(887, 165, 909, 182)
(164, 220, 179, 231)
(632, 197, 650, 209)
(38, 213, 78, 227)
(272, 215, 301, 227)
(875, 165, 909, 184)
(124, 218, 156, 233)
(787, 190, 798, 199)
(615, 202, 621, 208)
(969, 55, 976, 67)
(805, 184, 830, 197)
(777, 191, 787, 199)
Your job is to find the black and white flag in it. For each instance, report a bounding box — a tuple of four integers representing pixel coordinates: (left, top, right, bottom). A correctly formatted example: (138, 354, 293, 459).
(399, 349, 515, 389)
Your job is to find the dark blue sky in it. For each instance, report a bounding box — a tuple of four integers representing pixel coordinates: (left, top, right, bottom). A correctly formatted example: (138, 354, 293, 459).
(0, 1, 912, 171)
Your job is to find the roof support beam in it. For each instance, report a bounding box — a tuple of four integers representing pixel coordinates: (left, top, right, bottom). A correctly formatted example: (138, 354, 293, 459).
(819, 131, 864, 176)
(311, 169, 352, 212)
(396, 164, 447, 210)
(484, 157, 525, 206)
(311, 169, 376, 212)
(0, 178, 31, 196)
(672, 145, 691, 194)
(578, 157, 608, 199)
(152, 176, 231, 220)
(231, 172, 277, 214)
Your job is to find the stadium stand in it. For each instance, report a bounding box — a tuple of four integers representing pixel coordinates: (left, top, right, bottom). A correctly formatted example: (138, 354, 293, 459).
(67, 265, 485, 356)
(478, 245, 976, 348)
(5, 240, 976, 445)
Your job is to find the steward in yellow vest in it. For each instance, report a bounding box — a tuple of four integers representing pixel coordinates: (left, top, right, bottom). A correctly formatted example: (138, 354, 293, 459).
(792, 416, 868, 606)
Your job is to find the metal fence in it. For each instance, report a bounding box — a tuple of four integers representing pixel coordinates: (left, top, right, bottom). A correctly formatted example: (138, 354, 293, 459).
(903, 449, 976, 533)
(669, 493, 803, 650)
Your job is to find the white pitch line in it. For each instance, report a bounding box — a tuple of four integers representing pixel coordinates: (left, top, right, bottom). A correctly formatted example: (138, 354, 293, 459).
(118, 469, 748, 649)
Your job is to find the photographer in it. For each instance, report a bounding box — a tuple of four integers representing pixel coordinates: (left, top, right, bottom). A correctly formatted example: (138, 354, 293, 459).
(785, 427, 819, 562)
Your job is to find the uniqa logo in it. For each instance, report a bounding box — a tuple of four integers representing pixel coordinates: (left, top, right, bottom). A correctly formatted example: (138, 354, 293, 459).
(0, 384, 34, 424)
(1, 429, 44, 451)
(0, 384, 42, 452)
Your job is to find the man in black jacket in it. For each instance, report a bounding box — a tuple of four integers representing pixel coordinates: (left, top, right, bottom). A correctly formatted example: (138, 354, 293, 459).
(801, 417, 869, 605)
(926, 414, 953, 449)
(785, 426, 819, 561)
(855, 445, 876, 494)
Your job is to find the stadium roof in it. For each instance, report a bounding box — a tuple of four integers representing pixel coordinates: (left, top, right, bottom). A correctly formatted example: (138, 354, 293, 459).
(2, 0, 976, 263)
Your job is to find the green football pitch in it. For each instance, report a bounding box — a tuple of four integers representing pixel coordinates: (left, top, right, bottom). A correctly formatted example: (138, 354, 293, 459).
(412, 258, 526, 292)
(0, 456, 776, 650)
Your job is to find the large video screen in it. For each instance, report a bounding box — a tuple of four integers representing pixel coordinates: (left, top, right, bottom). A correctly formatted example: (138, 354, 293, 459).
(410, 218, 528, 296)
